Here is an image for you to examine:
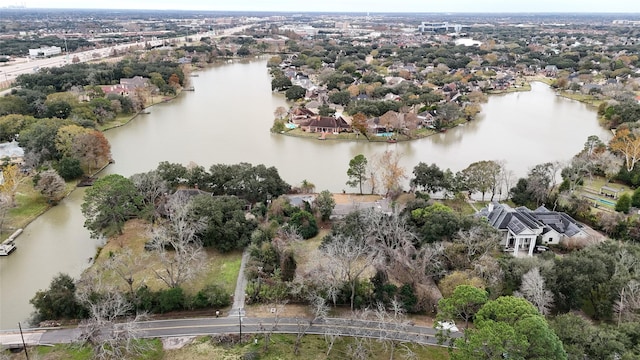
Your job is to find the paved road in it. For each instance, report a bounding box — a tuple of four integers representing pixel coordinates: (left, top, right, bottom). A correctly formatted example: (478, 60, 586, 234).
(0, 316, 459, 349)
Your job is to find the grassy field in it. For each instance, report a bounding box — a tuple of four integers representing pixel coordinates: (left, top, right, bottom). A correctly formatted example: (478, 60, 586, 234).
(90, 219, 242, 296)
(8, 335, 450, 360)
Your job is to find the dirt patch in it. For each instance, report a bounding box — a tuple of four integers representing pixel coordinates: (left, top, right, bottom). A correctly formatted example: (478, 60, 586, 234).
(162, 336, 196, 350)
(333, 193, 382, 205)
(245, 303, 313, 318)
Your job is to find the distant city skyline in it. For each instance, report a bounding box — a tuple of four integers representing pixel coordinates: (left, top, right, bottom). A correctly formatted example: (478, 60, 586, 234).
(1, 0, 640, 13)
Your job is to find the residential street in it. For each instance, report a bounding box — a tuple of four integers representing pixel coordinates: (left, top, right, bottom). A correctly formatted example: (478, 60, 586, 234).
(0, 316, 459, 349)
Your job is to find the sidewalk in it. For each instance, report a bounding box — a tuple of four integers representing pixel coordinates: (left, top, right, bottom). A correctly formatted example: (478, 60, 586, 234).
(227, 249, 249, 318)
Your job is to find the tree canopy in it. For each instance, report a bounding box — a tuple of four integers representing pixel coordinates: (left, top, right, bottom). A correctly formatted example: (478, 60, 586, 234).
(81, 174, 142, 238)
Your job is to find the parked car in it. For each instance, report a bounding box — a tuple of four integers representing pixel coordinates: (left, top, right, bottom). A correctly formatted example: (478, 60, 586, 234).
(435, 321, 459, 332)
(534, 245, 550, 253)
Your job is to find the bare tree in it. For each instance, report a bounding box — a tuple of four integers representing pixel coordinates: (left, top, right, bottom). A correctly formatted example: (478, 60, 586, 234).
(596, 150, 624, 182)
(0, 194, 11, 236)
(374, 300, 415, 360)
(346, 336, 372, 360)
(35, 169, 67, 203)
(324, 324, 342, 356)
(258, 301, 287, 352)
(104, 247, 149, 294)
(322, 235, 373, 310)
(75, 273, 150, 360)
(293, 293, 329, 355)
(366, 211, 444, 285)
(500, 166, 516, 201)
(449, 225, 500, 269)
(150, 192, 206, 288)
(0, 164, 27, 207)
(614, 280, 640, 326)
(376, 150, 407, 197)
(515, 267, 554, 315)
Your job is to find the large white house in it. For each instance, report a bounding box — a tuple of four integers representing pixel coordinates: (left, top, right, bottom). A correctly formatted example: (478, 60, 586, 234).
(478, 202, 587, 256)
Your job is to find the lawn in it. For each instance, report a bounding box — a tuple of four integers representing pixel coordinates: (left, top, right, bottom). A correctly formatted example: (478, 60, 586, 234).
(13, 334, 450, 360)
(575, 176, 633, 211)
(8, 339, 164, 360)
(2, 178, 77, 241)
(164, 334, 451, 360)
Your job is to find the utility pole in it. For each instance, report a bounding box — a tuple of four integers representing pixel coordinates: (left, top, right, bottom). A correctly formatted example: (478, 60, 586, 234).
(18, 322, 29, 360)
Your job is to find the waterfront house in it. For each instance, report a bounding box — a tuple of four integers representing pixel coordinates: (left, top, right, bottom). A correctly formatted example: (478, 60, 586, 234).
(301, 115, 350, 133)
(478, 202, 587, 256)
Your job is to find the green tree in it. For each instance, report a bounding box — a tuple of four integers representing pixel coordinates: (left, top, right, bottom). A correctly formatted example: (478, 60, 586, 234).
(315, 190, 335, 221)
(346, 154, 368, 195)
(289, 210, 318, 239)
(548, 244, 626, 320)
(411, 162, 453, 194)
(437, 285, 488, 329)
(30, 273, 86, 320)
(318, 104, 336, 116)
(271, 76, 292, 91)
(55, 156, 84, 180)
(19, 118, 70, 163)
(631, 187, 640, 208)
(409, 203, 462, 243)
(189, 194, 257, 252)
(328, 90, 351, 106)
(458, 160, 502, 201)
(45, 100, 73, 119)
(616, 193, 631, 213)
(156, 161, 188, 190)
(285, 85, 306, 101)
(208, 163, 290, 204)
(455, 296, 567, 360)
(0, 114, 36, 141)
(453, 321, 528, 360)
(549, 313, 594, 359)
(81, 174, 142, 238)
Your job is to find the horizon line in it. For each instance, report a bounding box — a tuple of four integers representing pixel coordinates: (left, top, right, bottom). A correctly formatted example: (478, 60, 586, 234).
(2, 7, 640, 14)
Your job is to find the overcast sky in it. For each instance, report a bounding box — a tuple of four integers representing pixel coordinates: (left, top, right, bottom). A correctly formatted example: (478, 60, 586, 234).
(2, 0, 640, 13)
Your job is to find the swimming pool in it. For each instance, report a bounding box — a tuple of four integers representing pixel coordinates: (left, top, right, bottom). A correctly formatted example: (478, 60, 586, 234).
(598, 198, 616, 206)
(375, 132, 394, 137)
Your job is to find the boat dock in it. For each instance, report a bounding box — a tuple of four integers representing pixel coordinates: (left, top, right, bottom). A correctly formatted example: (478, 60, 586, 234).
(0, 229, 21, 256)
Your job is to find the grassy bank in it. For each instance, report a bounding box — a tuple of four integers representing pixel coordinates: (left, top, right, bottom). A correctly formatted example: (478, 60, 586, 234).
(279, 127, 440, 142)
(1, 179, 77, 241)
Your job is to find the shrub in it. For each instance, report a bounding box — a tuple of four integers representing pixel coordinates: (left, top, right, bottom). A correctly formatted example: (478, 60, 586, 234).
(615, 193, 631, 213)
(193, 284, 231, 309)
(56, 156, 84, 180)
(157, 287, 186, 313)
(289, 210, 318, 239)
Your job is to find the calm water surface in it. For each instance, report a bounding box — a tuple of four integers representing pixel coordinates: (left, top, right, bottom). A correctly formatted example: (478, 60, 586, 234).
(0, 59, 611, 329)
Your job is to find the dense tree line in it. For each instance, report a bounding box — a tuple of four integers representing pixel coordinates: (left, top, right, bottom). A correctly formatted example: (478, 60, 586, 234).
(15, 59, 184, 94)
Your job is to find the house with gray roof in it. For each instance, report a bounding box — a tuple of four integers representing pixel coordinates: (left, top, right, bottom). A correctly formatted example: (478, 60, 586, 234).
(477, 202, 586, 256)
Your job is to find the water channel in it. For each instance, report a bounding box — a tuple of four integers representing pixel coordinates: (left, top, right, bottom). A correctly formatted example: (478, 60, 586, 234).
(0, 59, 612, 329)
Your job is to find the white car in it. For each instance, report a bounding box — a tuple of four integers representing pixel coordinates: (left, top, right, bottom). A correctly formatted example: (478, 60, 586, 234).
(435, 320, 459, 332)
